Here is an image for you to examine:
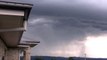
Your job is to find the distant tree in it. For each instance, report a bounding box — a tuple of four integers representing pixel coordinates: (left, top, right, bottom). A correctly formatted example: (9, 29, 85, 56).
(68, 57, 73, 60)
(35, 57, 43, 60)
(51, 58, 56, 60)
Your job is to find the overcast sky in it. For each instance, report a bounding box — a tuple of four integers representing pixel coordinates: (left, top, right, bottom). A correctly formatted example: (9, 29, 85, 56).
(4, 0, 107, 58)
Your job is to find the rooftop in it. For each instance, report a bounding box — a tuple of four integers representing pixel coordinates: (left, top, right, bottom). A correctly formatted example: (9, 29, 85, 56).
(0, 1, 33, 47)
(0, 1, 33, 8)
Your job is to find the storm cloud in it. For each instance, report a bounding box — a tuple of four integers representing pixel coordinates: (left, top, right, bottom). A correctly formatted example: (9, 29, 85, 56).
(5, 0, 107, 57)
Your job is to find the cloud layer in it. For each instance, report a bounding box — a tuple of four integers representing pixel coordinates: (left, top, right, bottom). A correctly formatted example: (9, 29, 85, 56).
(6, 0, 107, 57)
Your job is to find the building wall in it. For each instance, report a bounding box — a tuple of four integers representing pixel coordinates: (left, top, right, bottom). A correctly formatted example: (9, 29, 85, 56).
(5, 48, 20, 60)
(23, 47, 31, 60)
(0, 38, 7, 60)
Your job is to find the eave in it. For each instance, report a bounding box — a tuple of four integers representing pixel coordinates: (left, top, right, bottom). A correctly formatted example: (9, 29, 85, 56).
(0, 1, 33, 47)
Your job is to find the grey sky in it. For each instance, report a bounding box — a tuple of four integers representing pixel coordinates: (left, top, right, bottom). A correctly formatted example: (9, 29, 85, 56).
(4, 0, 107, 57)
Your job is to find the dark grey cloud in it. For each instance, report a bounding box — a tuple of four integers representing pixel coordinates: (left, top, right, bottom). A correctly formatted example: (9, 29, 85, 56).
(31, 0, 107, 20)
(23, 16, 107, 57)
(24, 0, 107, 55)
(28, 0, 107, 30)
